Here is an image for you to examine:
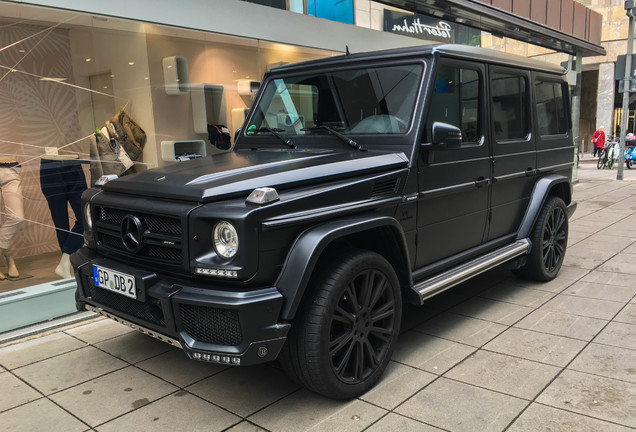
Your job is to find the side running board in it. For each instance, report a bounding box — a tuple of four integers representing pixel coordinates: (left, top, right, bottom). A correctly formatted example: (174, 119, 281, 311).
(413, 239, 531, 304)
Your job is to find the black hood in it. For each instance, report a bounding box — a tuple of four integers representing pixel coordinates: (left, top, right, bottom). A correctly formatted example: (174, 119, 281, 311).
(102, 149, 408, 202)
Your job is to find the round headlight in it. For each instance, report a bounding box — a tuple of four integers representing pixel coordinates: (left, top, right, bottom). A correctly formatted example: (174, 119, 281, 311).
(84, 203, 92, 230)
(213, 221, 238, 259)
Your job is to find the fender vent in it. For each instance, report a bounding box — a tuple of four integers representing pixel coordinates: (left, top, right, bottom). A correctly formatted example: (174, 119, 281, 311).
(371, 178, 399, 198)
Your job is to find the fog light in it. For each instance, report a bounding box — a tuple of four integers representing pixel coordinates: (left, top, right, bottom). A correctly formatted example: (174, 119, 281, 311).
(202, 354, 211, 361)
(193, 352, 201, 360)
(222, 356, 230, 363)
(231, 358, 241, 365)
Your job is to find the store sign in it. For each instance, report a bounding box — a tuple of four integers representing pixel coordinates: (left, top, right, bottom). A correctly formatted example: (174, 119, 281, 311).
(384, 10, 454, 42)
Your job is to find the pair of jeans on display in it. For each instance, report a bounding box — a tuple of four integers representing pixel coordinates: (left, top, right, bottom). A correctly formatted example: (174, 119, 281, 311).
(0, 165, 24, 250)
(40, 159, 87, 255)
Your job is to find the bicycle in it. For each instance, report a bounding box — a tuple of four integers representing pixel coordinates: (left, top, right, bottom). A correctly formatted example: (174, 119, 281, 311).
(597, 141, 617, 169)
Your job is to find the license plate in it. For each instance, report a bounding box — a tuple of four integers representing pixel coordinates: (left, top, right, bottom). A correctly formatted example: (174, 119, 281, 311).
(92, 265, 137, 299)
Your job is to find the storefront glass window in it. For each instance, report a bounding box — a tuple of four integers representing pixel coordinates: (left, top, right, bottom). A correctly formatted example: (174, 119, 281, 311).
(0, 5, 334, 329)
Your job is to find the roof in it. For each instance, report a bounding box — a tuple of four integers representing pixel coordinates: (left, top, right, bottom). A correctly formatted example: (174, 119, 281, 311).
(270, 44, 565, 75)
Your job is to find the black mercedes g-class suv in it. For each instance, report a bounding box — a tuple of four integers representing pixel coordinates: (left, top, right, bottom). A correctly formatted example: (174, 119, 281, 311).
(72, 44, 576, 399)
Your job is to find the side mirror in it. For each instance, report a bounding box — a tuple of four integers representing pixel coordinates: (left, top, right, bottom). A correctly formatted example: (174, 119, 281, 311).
(432, 122, 462, 150)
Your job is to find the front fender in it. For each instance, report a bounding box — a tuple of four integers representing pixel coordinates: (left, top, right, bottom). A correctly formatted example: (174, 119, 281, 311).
(516, 174, 572, 240)
(275, 214, 410, 320)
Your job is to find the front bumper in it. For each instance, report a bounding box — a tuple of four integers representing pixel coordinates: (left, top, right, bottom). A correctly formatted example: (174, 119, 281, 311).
(72, 247, 290, 366)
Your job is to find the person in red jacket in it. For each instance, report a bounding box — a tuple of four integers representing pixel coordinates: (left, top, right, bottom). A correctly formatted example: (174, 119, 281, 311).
(592, 126, 605, 157)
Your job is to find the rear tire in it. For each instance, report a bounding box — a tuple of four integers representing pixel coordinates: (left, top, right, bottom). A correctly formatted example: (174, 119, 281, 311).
(280, 249, 401, 399)
(627, 159, 633, 169)
(514, 196, 568, 282)
(597, 157, 604, 169)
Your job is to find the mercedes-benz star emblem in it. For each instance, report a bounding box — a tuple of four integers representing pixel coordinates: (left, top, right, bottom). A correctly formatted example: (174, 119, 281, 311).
(121, 214, 145, 253)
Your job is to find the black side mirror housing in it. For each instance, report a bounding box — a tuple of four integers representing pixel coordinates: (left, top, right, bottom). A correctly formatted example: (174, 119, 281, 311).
(431, 122, 462, 150)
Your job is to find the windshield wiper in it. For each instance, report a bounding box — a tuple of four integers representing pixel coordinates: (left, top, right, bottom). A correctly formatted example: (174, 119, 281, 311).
(250, 127, 296, 149)
(302, 125, 367, 151)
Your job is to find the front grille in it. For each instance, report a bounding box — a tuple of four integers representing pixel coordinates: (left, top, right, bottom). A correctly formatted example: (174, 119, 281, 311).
(94, 206, 183, 264)
(179, 304, 242, 346)
(85, 276, 166, 327)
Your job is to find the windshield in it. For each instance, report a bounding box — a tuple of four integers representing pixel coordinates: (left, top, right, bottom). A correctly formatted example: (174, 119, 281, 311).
(246, 63, 423, 137)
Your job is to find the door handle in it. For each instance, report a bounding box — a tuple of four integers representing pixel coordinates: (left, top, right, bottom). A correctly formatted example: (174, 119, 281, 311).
(525, 168, 536, 176)
(475, 177, 490, 188)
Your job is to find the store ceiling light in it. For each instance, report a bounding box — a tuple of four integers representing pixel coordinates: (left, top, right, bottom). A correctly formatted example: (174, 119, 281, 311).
(85, 58, 91, 62)
(128, 61, 134, 66)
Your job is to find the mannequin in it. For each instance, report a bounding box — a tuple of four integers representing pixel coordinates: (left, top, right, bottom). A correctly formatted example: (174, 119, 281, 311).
(0, 156, 24, 279)
(40, 153, 86, 279)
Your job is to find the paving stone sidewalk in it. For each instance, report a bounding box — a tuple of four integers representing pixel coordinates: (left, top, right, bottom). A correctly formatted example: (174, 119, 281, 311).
(1, 163, 634, 432)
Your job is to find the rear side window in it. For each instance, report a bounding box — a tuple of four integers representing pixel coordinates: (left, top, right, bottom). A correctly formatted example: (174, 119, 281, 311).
(426, 65, 481, 145)
(492, 72, 529, 141)
(535, 80, 568, 136)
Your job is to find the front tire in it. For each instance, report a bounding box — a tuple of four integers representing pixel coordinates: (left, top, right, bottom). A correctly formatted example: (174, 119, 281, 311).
(280, 249, 401, 399)
(514, 196, 568, 282)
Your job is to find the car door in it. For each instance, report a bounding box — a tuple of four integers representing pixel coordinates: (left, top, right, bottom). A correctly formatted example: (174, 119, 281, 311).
(487, 66, 536, 241)
(415, 59, 490, 269)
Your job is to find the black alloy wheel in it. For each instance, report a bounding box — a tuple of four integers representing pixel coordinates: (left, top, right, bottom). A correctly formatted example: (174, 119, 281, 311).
(280, 249, 401, 399)
(514, 196, 568, 282)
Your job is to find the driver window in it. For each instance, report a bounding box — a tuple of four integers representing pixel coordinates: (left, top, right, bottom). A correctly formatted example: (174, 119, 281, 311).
(424, 65, 481, 146)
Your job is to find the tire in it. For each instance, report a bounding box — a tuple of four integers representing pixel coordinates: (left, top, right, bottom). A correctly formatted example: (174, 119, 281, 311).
(280, 249, 401, 399)
(607, 156, 614, 169)
(514, 196, 568, 282)
(597, 157, 604, 169)
(627, 159, 633, 169)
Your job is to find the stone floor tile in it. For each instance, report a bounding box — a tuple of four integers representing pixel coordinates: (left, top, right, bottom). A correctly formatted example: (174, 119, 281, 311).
(49, 366, 177, 427)
(562, 281, 636, 302)
(96, 391, 239, 432)
(248, 390, 386, 432)
(594, 321, 636, 350)
(392, 331, 475, 374)
(624, 242, 636, 254)
(94, 331, 175, 364)
(187, 364, 299, 417)
(549, 265, 589, 282)
(0, 371, 41, 412)
(566, 246, 616, 262)
(13, 346, 127, 395)
(227, 421, 268, 432)
(136, 349, 228, 387)
(570, 235, 634, 254)
(0, 332, 87, 370)
(0, 398, 88, 432)
(540, 294, 624, 320)
(450, 297, 534, 325)
(395, 377, 527, 432)
(479, 284, 555, 307)
(508, 403, 635, 432)
(400, 304, 440, 331)
(365, 413, 444, 432)
(614, 303, 636, 325)
(581, 270, 636, 287)
(515, 309, 607, 340)
(562, 253, 607, 270)
(568, 230, 591, 246)
(598, 253, 636, 274)
(568, 343, 636, 382)
(483, 327, 586, 367)
(537, 369, 635, 428)
(359, 361, 435, 409)
(65, 318, 134, 345)
(445, 350, 561, 400)
(415, 312, 507, 347)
